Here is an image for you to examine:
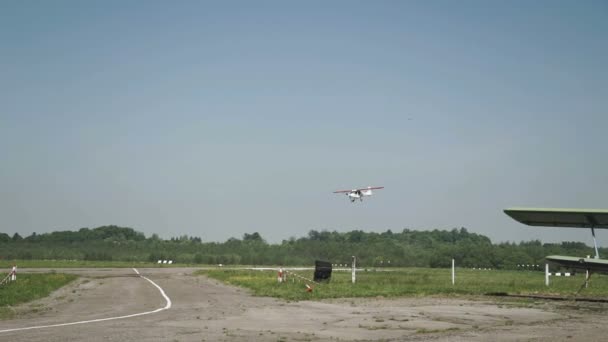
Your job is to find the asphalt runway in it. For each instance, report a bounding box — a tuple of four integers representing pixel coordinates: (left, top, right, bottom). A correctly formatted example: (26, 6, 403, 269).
(1, 268, 607, 341)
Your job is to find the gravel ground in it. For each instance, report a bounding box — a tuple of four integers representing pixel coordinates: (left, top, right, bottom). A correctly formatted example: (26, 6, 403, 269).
(0, 268, 607, 341)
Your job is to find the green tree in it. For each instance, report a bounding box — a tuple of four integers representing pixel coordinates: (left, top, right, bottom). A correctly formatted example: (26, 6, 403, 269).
(12, 233, 23, 241)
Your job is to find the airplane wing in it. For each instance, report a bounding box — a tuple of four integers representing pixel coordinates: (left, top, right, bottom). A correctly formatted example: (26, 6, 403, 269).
(503, 208, 608, 229)
(333, 186, 384, 193)
(546, 255, 608, 273)
(354, 186, 384, 191)
(358, 186, 384, 191)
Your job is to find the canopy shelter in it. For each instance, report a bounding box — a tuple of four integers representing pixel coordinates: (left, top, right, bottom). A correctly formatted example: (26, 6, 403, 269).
(503, 208, 608, 229)
(504, 207, 608, 261)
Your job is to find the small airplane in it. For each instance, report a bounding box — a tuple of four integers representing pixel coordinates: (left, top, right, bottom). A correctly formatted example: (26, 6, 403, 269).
(504, 207, 608, 288)
(334, 186, 384, 202)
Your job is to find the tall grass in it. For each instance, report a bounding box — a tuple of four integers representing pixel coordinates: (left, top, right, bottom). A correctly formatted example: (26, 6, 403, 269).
(196, 268, 608, 301)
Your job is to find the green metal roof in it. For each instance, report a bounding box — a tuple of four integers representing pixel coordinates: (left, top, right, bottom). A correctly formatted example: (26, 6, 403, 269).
(504, 207, 608, 229)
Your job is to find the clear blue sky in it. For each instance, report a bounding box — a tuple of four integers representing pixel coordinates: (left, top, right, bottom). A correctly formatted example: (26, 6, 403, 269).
(1, 1, 607, 246)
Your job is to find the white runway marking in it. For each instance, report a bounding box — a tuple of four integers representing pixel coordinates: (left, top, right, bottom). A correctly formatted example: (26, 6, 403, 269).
(0, 268, 171, 334)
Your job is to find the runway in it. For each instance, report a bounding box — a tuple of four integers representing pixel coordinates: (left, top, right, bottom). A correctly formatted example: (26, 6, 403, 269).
(1, 268, 607, 341)
(0, 268, 170, 334)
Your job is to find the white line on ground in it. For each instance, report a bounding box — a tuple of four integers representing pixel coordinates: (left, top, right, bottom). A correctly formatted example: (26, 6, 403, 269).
(0, 268, 171, 334)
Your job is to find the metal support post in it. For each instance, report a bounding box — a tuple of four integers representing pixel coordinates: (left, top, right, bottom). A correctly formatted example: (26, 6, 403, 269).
(591, 227, 600, 259)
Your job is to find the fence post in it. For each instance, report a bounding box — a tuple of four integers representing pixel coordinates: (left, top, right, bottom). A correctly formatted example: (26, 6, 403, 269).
(351, 256, 356, 284)
(545, 263, 549, 286)
(451, 259, 455, 285)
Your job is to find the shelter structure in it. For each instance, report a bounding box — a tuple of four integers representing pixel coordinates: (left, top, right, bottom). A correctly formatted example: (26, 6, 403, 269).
(504, 207, 608, 272)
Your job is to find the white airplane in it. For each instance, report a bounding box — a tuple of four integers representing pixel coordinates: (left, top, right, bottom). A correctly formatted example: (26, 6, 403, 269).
(333, 186, 384, 202)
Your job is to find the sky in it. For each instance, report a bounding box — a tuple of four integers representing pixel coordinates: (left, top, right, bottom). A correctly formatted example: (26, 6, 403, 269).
(1, 1, 607, 247)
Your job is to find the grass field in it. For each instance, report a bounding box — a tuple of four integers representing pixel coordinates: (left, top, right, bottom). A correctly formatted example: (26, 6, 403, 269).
(0, 273, 77, 319)
(196, 268, 608, 301)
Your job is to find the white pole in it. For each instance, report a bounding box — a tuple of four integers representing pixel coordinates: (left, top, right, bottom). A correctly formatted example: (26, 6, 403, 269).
(451, 259, 455, 285)
(545, 263, 549, 286)
(351, 256, 356, 284)
(586, 269, 589, 288)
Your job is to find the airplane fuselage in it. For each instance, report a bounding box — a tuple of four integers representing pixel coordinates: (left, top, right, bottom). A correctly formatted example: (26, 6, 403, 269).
(347, 189, 373, 202)
(334, 186, 383, 203)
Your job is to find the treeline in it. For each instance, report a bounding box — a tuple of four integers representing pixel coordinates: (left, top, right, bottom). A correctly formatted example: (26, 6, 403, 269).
(0, 225, 601, 269)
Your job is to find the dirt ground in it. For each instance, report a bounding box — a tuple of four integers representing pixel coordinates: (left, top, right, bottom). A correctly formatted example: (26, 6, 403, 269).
(1, 268, 607, 341)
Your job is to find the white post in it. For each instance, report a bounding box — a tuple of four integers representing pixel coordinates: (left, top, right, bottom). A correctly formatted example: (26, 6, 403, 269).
(586, 269, 589, 288)
(351, 256, 356, 284)
(451, 259, 455, 285)
(545, 263, 549, 286)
